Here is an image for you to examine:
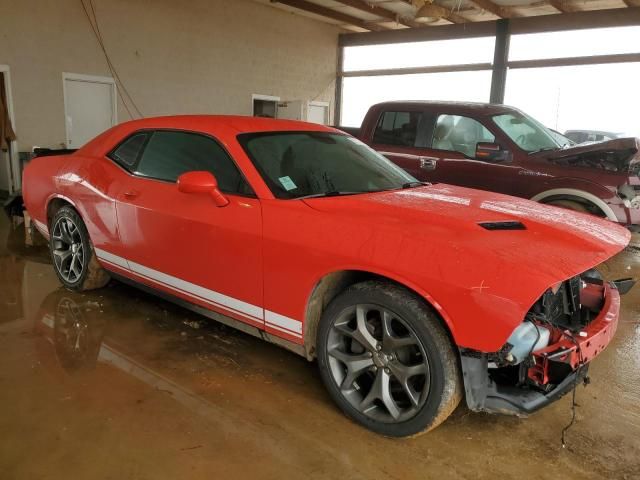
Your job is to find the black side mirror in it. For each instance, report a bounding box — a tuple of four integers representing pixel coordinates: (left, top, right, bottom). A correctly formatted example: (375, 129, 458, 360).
(475, 142, 512, 163)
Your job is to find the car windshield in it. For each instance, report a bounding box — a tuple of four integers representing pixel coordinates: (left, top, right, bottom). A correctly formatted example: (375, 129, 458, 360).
(547, 129, 574, 148)
(492, 112, 562, 153)
(237, 131, 417, 199)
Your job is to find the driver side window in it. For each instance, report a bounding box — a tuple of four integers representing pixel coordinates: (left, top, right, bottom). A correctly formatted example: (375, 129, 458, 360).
(431, 114, 495, 157)
(108, 130, 254, 195)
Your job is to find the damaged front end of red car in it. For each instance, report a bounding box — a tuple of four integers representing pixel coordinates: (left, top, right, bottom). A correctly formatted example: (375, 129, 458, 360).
(460, 272, 635, 416)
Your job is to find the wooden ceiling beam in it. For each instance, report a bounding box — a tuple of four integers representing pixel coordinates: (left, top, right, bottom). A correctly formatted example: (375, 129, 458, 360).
(548, 0, 580, 13)
(466, 0, 513, 18)
(334, 0, 423, 28)
(386, 0, 469, 25)
(272, 0, 390, 31)
(443, 10, 467, 23)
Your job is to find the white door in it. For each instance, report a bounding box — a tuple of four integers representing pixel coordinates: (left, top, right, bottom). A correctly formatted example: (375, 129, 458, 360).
(63, 73, 116, 148)
(307, 102, 329, 125)
(0, 65, 20, 194)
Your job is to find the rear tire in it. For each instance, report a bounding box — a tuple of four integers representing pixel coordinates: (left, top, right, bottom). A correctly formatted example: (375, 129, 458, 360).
(49, 206, 110, 291)
(317, 281, 462, 437)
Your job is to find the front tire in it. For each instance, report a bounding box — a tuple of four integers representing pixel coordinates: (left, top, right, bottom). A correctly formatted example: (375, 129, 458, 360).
(49, 206, 110, 291)
(317, 281, 462, 437)
(545, 199, 590, 214)
(544, 198, 608, 219)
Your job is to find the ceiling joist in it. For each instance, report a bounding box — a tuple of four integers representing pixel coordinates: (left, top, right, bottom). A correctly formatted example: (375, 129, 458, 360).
(334, 0, 423, 28)
(548, 0, 580, 13)
(466, 0, 513, 18)
(272, 0, 390, 31)
(444, 10, 468, 23)
(394, 0, 468, 24)
(268, 0, 640, 31)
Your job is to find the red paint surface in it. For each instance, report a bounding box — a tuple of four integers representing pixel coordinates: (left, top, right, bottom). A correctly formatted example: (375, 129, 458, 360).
(23, 115, 630, 352)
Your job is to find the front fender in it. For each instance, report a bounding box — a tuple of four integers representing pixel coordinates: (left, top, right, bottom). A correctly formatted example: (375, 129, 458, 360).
(304, 265, 460, 342)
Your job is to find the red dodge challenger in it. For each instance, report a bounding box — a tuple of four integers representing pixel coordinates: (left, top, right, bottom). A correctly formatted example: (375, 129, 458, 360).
(22, 116, 634, 437)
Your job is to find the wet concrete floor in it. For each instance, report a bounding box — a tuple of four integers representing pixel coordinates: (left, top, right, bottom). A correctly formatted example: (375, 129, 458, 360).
(1, 213, 639, 480)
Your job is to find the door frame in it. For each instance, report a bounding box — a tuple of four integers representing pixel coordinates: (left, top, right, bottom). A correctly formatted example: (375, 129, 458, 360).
(251, 93, 280, 118)
(62, 72, 117, 148)
(0, 64, 20, 194)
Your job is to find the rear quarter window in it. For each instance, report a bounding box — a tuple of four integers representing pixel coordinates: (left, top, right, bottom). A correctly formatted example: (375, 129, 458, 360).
(109, 133, 149, 169)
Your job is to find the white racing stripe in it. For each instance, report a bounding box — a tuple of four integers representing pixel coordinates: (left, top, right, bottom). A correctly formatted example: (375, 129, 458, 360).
(95, 248, 130, 270)
(94, 248, 302, 337)
(266, 322, 302, 338)
(129, 260, 264, 321)
(265, 310, 303, 335)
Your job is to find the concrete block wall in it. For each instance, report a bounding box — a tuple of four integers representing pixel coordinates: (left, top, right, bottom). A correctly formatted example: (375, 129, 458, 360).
(0, 0, 340, 150)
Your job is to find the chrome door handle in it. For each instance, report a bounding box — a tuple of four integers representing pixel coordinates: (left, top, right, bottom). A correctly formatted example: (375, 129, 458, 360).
(419, 157, 438, 170)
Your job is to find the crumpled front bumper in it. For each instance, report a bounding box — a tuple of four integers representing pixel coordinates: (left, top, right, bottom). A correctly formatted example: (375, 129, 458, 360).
(461, 281, 622, 416)
(529, 282, 619, 382)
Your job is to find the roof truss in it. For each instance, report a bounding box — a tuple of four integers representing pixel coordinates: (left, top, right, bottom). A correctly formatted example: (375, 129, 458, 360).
(264, 0, 640, 33)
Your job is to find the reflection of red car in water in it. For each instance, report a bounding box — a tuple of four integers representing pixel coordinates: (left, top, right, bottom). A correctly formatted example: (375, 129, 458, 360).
(347, 101, 640, 230)
(32, 288, 211, 408)
(22, 115, 634, 437)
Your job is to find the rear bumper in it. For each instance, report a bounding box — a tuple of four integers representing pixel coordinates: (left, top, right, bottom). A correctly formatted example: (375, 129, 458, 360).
(462, 282, 620, 416)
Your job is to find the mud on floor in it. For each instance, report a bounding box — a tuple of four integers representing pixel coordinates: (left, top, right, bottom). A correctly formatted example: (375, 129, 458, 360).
(1, 219, 639, 480)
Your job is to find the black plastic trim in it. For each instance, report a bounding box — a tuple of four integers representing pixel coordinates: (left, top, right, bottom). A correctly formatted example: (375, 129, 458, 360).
(461, 353, 588, 416)
(611, 278, 636, 295)
(478, 220, 526, 231)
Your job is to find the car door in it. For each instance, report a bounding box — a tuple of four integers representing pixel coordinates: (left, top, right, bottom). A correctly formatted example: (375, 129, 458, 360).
(424, 113, 522, 196)
(369, 109, 441, 181)
(111, 130, 265, 329)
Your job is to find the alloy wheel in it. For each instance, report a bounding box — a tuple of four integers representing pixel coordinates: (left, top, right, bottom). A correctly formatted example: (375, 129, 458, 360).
(52, 217, 85, 283)
(326, 304, 431, 423)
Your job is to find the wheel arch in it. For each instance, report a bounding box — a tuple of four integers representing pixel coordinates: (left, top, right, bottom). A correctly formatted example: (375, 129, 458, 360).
(531, 188, 618, 221)
(46, 195, 79, 227)
(302, 269, 456, 361)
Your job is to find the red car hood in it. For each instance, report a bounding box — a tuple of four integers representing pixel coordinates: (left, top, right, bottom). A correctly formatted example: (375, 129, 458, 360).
(303, 184, 629, 254)
(302, 184, 630, 351)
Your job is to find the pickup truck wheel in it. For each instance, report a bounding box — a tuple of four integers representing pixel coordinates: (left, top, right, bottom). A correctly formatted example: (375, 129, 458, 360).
(317, 281, 462, 437)
(50, 206, 110, 291)
(545, 199, 590, 214)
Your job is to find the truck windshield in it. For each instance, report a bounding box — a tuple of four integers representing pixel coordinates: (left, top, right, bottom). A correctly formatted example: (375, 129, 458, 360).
(237, 132, 417, 199)
(493, 112, 562, 153)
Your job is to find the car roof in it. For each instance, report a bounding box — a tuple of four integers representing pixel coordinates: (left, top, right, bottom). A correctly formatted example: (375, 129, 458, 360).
(370, 100, 516, 116)
(113, 115, 337, 134)
(76, 114, 343, 159)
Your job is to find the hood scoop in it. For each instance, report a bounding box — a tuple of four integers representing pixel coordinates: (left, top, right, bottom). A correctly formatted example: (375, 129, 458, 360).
(478, 220, 526, 231)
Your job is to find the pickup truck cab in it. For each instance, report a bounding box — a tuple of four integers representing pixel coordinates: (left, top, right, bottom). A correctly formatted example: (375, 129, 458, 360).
(347, 101, 640, 230)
